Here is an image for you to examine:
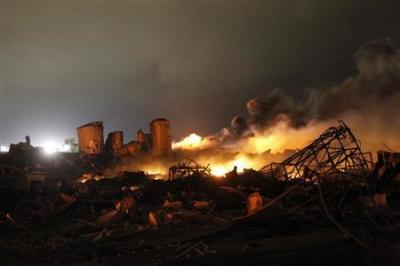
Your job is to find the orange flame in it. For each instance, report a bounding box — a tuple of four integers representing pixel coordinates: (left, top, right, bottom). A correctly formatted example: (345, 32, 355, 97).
(172, 133, 213, 150)
(209, 155, 254, 177)
(169, 120, 332, 177)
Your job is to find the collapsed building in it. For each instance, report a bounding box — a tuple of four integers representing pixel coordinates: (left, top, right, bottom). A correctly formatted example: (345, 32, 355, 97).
(260, 121, 372, 181)
(1, 120, 400, 265)
(104, 131, 124, 155)
(136, 129, 151, 151)
(76, 118, 172, 158)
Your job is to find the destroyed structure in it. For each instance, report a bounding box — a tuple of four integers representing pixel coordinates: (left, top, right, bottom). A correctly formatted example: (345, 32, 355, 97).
(169, 159, 211, 180)
(260, 121, 371, 181)
(150, 118, 172, 156)
(104, 131, 124, 155)
(77, 118, 172, 158)
(77, 121, 104, 155)
(0, 122, 400, 265)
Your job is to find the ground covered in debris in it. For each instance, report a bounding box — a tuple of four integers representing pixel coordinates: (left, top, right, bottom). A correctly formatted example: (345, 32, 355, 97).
(0, 123, 399, 265)
(0, 167, 400, 266)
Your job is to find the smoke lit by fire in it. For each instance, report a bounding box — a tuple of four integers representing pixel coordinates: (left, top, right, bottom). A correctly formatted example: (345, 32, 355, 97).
(170, 120, 330, 177)
(208, 155, 254, 177)
(104, 39, 400, 179)
(172, 133, 213, 150)
(169, 39, 400, 177)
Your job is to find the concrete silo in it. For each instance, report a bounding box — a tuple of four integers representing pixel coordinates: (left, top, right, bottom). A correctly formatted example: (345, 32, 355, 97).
(150, 118, 171, 156)
(137, 129, 151, 152)
(118, 141, 142, 157)
(105, 131, 124, 154)
(77, 121, 104, 155)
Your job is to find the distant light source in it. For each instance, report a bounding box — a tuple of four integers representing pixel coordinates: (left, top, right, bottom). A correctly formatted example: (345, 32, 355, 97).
(0, 145, 9, 152)
(59, 144, 71, 152)
(41, 141, 58, 155)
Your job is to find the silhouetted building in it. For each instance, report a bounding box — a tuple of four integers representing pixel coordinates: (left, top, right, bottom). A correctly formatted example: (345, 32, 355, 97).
(150, 118, 171, 156)
(77, 121, 104, 154)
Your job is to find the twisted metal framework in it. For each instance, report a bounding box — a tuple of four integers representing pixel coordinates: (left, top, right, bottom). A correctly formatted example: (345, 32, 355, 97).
(260, 121, 370, 181)
(168, 158, 211, 180)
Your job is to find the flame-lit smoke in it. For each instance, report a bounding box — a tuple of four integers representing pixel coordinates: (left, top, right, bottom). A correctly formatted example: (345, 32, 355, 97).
(103, 155, 170, 178)
(106, 39, 400, 178)
(304, 39, 400, 152)
(169, 39, 400, 176)
(175, 39, 400, 153)
(172, 133, 215, 150)
(172, 120, 331, 154)
(170, 119, 329, 177)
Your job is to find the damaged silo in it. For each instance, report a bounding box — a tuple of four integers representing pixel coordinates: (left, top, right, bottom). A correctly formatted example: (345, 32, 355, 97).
(118, 141, 142, 156)
(105, 131, 124, 154)
(137, 130, 146, 143)
(137, 129, 151, 152)
(77, 121, 104, 155)
(150, 118, 171, 156)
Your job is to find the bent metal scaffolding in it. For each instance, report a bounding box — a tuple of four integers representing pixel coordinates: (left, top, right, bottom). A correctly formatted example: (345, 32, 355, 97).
(260, 121, 371, 181)
(169, 158, 211, 180)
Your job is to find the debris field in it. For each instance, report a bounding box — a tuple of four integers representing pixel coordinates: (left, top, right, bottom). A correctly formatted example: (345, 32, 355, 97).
(0, 122, 399, 265)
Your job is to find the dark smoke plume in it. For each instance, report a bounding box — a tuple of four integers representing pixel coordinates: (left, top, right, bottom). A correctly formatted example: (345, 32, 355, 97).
(309, 39, 400, 122)
(247, 89, 308, 128)
(222, 39, 400, 151)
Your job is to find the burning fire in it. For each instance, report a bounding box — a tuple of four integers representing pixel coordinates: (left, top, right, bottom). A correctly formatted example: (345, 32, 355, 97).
(209, 156, 254, 177)
(144, 169, 165, 175)
(173, 121, 325, 154)
(240, 121, 330, 154)
(109, 120, 334, 179)
(246, 134, 281, 154)
(143, 168, 166, 180)
(210, 166, 227, 177)
(79, 173, 104, 183)
(169, 120, 331, 177)
(172, 133, 259, 176)
(172, 133, 213, 150)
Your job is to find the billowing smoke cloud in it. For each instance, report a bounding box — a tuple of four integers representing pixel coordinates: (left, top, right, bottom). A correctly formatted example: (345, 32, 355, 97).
(217, 39, 400, 152)
(247, 89, 308, 128)
(106, 39, 400, 178)
(309, 39, 400, 121)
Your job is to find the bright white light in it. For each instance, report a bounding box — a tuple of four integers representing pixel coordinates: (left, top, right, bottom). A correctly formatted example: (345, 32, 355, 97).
(0, 145, 9, 152)
(41, 141, 58, 155)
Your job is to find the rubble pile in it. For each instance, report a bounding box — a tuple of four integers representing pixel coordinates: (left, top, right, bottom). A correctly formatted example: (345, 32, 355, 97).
(0, 123, 399, 265)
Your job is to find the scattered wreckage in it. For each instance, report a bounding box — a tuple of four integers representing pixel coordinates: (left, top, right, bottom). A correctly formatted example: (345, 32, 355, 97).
(260, 121, 372, 181)
(0, 122, 399, 265)
(168, 159, 211, 180)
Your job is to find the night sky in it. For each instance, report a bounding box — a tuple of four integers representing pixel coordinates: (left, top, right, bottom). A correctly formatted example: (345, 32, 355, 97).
(0, 0, 400, 147)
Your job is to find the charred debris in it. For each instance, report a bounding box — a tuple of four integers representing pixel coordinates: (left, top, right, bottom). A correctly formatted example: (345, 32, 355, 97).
(0, 120, 399, 266)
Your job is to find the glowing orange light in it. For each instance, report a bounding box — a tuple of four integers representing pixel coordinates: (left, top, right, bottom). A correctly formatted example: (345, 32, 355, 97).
(211, 166, 227, 177)
(208, 155, 255, 177)
(172, 133, 212, 150)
